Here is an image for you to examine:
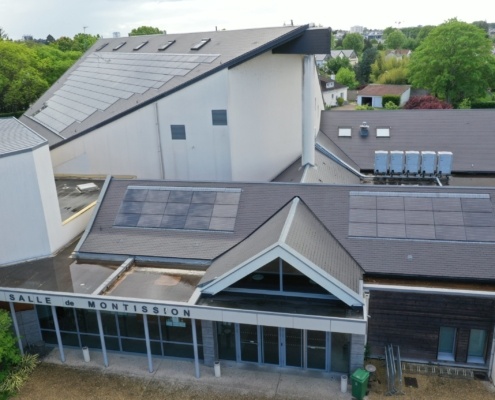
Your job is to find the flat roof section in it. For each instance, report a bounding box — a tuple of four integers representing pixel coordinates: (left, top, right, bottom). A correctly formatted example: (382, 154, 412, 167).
(56, 178, 103, 222)
(104, 266, 203, 302)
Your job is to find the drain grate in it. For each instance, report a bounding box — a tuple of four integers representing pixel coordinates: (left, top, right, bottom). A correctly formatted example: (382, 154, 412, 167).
(404, 377, 418, 388)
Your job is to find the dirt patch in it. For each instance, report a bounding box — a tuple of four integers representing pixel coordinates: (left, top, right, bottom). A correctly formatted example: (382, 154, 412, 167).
(366, 359, 495, 400)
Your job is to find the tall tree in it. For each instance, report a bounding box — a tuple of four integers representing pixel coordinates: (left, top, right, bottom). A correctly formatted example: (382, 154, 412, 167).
(129, 26, 165, 36)
(321, 56, 351, 75)
(408, 19, 495, 106)
(356, 47, 378, 84)
(385, 29, 407, 49)
(342, 32, 364, 55)
(335, 67, 358, 89)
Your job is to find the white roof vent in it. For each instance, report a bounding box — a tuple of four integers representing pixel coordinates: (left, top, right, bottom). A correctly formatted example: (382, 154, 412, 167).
(76, 183, 99, 193)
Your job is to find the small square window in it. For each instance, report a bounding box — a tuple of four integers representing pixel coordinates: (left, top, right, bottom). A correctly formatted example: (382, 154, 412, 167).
(212, 110, 228, 126)
(339, 128, 352, 137)
(377, 128, 390, 138)
(171, 125, 186, 140)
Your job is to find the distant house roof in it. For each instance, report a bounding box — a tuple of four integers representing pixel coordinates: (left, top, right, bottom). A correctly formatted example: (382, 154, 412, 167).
(318, 75, 347, 91)
(330, 50, 357, 59)
(319, 109, 495, 173)
(77, 177, 495, 282)
(20, 25, 330, 148)
(358, 84, 411, 97)
(0, 117, 47, 157)
(315, 54, 330, 63)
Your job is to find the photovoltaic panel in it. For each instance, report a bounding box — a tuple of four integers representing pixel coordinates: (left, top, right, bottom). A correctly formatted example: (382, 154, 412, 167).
(349, 192, 495, 243)
(114, 186, 240, 232)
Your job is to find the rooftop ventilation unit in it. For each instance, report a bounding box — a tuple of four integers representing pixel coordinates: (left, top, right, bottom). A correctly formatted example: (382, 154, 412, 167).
(374, 150, 389, 174)
(76, 183, 99, 193)
(405, 151, 420, 175)
(437, 151, 453, 176)
(389, 151, 404, 175)
(421, 151, 437, 175)
(360, 122, 369, 138)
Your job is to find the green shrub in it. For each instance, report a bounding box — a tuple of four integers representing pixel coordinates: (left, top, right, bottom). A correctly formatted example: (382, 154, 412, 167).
(471, 101, 495, 109)
(457, 98, 471, 109)
(0, 353, 39, 397)
(382, 95, 400, 107)
(356, 104, 374, 110)
(384, 101, 399, 110)
(337, 97, 345, 106)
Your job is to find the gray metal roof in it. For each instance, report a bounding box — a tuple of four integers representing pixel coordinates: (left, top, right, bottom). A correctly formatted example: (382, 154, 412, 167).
(320, 110, 495, 173)
(0, 118, 47, 157)
(303, 150, 361, 185)
(77, 178, 495, 282)
(20, 25, 328, 147)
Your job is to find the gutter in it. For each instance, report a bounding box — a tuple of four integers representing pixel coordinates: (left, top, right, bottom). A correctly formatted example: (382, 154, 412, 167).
(364, 283, 495, 299)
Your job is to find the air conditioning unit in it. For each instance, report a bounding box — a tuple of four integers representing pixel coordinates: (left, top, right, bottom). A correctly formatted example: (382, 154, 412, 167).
(437, 151, 453, 176)
(389, 151, 404, 175)
(421, 151, 437, 175)
(405, 151, 420, 175)
(76, 183, 99, 193)
(374, 151, 389, 174)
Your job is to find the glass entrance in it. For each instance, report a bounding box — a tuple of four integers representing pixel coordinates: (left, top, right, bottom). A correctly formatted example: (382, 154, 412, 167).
(262, 326, 279, 365)
(307, 330, 326, 370)
(285, 328, 303, 367)
(240, 324, 259, 362)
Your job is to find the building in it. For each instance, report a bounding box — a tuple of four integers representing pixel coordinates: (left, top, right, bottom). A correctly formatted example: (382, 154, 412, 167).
(2, 24, 495, 383)
(318, 75, 348, 107)
(357, 84, 411, 108)
(20, 25, 329, 182)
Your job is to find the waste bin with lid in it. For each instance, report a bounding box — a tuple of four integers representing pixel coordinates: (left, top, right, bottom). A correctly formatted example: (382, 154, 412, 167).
(351, 368, 369, 400)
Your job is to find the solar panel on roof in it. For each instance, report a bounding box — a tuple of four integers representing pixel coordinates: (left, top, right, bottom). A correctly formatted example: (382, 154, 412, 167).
(114, 186, 241, 232)
(349, 192, 495, 242)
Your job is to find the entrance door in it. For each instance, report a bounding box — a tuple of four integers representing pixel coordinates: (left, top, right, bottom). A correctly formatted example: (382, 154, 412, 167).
(262, 326, 279, 365)
(240, 324, 259, 362)
(307, 330, 327, 370)
(285, 328, 303, 367)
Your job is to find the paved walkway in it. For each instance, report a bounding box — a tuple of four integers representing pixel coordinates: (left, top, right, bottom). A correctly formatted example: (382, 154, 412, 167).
(42, 347, 352, 399)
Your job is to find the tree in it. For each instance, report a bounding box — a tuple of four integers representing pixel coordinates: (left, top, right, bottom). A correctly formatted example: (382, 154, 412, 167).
(129, 26, 164, 36)
(404, 95, 453, 109)
(472, 20, 489, 34)
(335, 67, 358, 89)
(321, 56, 351, 75)
(385, 29, 407, 49)
(356, 47, 378, 84)
(342, 32, 364, 55)
(408, 19, 495, 106)
(0, 27, 8, 40)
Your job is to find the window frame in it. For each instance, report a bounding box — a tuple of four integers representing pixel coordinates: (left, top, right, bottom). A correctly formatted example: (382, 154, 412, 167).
(376, 127, 390, 138)
(437, 326, 456, 362)
(170, 125, 186, 140)
(338, 127, 352, 138)
(467, 329, 488, 364)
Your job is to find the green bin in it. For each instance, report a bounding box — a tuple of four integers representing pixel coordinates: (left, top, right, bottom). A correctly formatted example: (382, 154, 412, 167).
(351, 368, 369, 400)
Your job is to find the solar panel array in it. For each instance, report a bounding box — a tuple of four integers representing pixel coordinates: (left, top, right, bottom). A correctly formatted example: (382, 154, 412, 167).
(348, 191, 495, 242)
(114, 186, 241, 232)
(31, 52, 219, 135)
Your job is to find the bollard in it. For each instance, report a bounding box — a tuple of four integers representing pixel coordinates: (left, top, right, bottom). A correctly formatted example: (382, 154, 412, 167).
(341, 375, 348, 393)
(82, 346, 90, 362)
(214, 361, 221, 377)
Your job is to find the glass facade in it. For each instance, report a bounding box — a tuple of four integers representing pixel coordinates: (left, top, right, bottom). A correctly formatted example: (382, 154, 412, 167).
(37, 306, 203, 360)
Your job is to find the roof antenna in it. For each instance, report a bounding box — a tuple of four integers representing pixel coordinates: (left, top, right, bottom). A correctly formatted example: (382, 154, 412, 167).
(215, 26, 217, 31)
(291, 20, 293, 26)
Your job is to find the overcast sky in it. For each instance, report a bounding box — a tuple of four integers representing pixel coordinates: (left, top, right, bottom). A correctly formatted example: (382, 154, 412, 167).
(0, 0, 491, 40)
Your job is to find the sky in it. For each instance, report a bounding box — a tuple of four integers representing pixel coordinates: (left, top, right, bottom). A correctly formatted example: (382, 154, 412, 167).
(0, 0, 492, 40)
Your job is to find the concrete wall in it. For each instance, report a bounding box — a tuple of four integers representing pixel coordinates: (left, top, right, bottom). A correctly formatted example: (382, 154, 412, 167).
(228, 52, 305, 181)
(350, 334, 365, 373)
(15, 308, 43, 349)
(201, 320, 218, 366)
(0, 149, 52, 265)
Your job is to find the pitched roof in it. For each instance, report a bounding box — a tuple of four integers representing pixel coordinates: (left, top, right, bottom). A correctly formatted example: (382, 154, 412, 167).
(319, 109, 495, 173)
(358, 84, 410, 96)
(77, 178, 495, 282)
(0, 118, 47, 157)
(20, 25, 328, 147)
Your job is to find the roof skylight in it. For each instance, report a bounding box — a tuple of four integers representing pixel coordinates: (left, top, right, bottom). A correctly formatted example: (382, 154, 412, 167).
(158, 40, 176, 51)
(191, 38, 211, 51)
(133, 41, 149, 51)
(113, 42, 126, 51)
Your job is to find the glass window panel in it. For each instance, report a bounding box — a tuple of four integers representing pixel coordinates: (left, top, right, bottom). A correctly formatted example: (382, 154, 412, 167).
(80, 334, 102, 350)
(438, 327, 456, 361)
(60, 332, 80, 347)
(468, 329, 487, 363)
(331, 333, 350, 373)
(150, 341, 163, 356)
(262, 326, 279, 365)
(118, 313, 145, 338)
(100, 312, 118, 336)
(283, 261, 327, 294)
(121, 338, 147, 354)
(163, 343, 195, 358)
(161, 317, 193, 343)
(307, 330, 326, 370)
(285, 328, 302, 367)
(40, 330, 58, 345)
(76, 309, 99, 334)
(217, 322, 236, 361)
(37, 306, 54, 330)
(147, 315, 161, 340)
(240, 324, 258, 363)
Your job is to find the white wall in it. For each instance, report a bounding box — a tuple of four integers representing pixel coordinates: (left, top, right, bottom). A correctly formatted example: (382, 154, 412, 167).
(228, 52, 305, 181)
(51, 106, 162, 179)
(156, 70, 232, 181)
(323, 88, 347, 107)
(0, 150, 51, 265)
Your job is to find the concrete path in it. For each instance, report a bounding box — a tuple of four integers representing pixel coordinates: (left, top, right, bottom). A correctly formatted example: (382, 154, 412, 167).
(42, 347, 353, 399)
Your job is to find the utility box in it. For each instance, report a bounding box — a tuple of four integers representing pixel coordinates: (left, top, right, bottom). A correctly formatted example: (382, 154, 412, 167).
(374, 151, 389, 174)
(405, 151, 420, 175)
(351, 368, 370, 400)
(389, 151, 404, 175)
(437, 151, 453, 175)
(421, 151, 437, 175)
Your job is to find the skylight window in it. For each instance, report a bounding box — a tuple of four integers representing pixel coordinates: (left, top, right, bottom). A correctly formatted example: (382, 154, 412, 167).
(338, 127, 352, 137)
(95, 43, 108, 51)
(376, 128, 390, 138)
(191, 38, 210, 51)
(158, 40, 175, 51)
(113, 42, 126, 51)
(133, 41, 148, 51)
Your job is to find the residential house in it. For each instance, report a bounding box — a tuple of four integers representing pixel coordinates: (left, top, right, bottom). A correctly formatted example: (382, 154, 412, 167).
(384, 49, 412, 61)
(330, 50, 359, 66)
(318, 75, 348, 107)
(357, 84, 411, 108)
